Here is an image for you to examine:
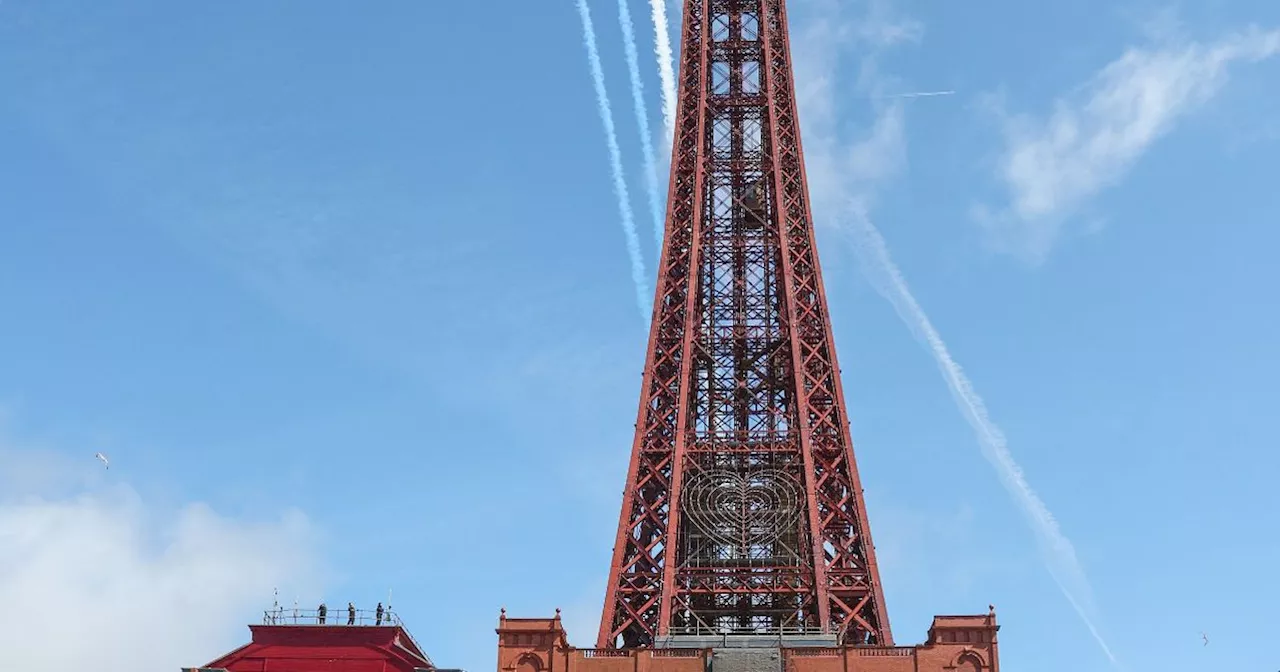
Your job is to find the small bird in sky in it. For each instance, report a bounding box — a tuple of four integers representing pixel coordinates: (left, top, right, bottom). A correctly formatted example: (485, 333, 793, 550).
(94, 452, 109, 469)
(1201, 632, 1208, 646)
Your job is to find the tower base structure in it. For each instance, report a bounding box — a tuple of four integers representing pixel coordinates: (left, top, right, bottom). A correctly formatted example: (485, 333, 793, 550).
(496, 610, 999, 672)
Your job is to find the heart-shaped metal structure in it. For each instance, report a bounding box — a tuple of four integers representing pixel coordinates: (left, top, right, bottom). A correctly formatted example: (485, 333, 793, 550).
(681, 468, 804, 554)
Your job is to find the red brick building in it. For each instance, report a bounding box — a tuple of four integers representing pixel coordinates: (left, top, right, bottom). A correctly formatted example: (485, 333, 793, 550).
(495, 610, 999, 672)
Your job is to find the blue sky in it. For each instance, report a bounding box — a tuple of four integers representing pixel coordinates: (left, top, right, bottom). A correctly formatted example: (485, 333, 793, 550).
(2, 0, 1279, 670)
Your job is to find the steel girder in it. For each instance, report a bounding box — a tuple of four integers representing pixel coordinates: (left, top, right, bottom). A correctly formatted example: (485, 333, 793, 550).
(598, 0, 892, 649)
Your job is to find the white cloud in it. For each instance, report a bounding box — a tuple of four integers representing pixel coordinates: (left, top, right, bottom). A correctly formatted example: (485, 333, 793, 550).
(981, 26, 1280, 262)
(851, 0, 923, 50)
(790, 0, 913, 220)
(0, 441, 324, 671)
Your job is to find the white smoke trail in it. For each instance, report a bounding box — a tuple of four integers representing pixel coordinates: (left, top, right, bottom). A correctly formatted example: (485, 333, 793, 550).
(616, 0, 665, 248)
(875, 90, 956, 99)
(648, 0, 678, 143)
(575, 0, 651, 321)
(842, 204, 1120, 668)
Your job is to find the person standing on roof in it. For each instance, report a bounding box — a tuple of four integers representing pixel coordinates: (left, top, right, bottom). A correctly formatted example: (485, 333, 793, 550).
(318, 602, 327, 624)
(375, 602, 384, 625)
(347, 602, 356, 625)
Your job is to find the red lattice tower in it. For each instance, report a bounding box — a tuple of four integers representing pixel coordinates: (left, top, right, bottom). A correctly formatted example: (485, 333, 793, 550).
(598, 0, 892, 650)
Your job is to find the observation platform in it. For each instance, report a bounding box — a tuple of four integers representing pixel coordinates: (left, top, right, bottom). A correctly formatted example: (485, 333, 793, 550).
(496, 610, 999, 672)
(187, 607, 448, 672)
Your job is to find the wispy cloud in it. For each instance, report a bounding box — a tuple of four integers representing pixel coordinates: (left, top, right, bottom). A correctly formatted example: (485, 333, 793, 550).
(790, 0, 1118, 663)
(614, 0, 665, 247)
(574, 0, 650, 321)
(978, 26, 1280, 262)
(791, 0, 915, 211)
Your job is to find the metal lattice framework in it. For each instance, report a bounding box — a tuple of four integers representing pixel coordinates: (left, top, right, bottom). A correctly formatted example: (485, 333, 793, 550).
(598, 0, 891, 650)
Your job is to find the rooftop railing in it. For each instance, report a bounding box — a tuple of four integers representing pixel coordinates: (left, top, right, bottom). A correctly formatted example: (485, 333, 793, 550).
(262, 607, 404, 627)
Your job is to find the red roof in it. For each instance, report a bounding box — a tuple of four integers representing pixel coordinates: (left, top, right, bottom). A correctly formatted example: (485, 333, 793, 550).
(202, 624, 434, 672)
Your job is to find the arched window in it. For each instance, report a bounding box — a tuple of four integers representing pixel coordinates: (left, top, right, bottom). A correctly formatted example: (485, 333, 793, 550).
(953, 652, 982, 672)
(516, 653, 542, 672)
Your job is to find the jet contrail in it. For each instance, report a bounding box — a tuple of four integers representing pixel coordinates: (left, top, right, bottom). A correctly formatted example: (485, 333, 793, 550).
(842, 205, 1120, 668)
(575, 0, 651, 321)
(616, 0, 665, 248)
(877, 90, 956, 99)
(648, 0, 678, 144)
